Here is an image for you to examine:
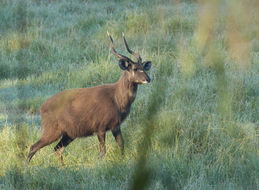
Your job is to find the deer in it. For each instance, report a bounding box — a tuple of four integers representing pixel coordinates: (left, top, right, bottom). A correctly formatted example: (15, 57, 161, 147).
(26, 32, 152, 165)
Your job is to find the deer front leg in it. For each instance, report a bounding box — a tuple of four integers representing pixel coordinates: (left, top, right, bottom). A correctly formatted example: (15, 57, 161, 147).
(97, 132, 106, 159)
(112, 128, 124, 156)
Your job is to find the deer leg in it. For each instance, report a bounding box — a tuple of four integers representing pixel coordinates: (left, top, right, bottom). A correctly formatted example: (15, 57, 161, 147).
(54, 134, 73, 165)
(27, 129, 62, 164)
(27, 139, 47, 163)
(97, 132, 106, 159)
(27, 136, 59, 163)
(112, 128, 124, 156)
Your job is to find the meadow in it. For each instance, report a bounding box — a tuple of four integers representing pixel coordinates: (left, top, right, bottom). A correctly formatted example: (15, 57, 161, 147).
(0, 0, 258, 189)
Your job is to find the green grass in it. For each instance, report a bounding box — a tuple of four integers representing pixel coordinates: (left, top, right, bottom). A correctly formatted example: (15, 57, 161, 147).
(0, 0, 258, 189)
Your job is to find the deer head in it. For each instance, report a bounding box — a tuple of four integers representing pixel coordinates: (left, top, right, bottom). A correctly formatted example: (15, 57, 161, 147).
(107, 32, 152, 84)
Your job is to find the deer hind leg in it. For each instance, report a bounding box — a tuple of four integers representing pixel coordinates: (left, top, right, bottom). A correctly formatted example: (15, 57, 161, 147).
(27, 137, 59, 163)
(97, 132, 106, 159)
(27, 128, 62, 164)
(27, 139, 46, 163)
(54, 133, 73, 165)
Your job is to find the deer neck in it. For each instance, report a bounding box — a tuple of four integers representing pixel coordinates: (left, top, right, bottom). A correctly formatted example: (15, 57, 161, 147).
(115, 71, 138, 113)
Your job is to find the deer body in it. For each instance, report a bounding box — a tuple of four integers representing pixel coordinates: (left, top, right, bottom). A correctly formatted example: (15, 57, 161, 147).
(27, 33, 151, 164)
(41, 72, 137, 139)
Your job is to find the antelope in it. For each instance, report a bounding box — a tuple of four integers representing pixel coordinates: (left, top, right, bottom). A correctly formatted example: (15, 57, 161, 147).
(27, 32, 152, 164)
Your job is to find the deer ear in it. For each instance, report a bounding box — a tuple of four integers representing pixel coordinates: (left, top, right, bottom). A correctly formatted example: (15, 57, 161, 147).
(143, 61, 152, 71)
(119, 59, 129, 70)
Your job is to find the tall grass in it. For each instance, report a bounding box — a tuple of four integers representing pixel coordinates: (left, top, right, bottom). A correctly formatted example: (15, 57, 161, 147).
(0, 0, 258, 189)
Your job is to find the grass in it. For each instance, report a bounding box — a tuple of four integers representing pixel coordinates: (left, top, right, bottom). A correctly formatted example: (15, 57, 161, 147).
(0, 0, 258, 189)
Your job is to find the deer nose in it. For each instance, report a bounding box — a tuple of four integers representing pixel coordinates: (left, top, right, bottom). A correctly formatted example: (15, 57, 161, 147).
(146, 76, 151, 83)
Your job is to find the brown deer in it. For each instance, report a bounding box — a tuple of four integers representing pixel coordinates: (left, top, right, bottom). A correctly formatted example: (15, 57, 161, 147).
(27, 32, 152, 164)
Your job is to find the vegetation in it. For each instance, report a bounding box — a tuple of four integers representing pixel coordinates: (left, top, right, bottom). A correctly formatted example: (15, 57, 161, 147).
(0, 0, 258, 189)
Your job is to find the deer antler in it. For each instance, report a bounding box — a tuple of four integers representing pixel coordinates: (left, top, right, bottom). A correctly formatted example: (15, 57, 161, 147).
(122, 32, 142, 63)
(107, 31, 133, 62)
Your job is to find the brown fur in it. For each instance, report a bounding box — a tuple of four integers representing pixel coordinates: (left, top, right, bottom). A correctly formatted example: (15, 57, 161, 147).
(27, 70, 149, 163)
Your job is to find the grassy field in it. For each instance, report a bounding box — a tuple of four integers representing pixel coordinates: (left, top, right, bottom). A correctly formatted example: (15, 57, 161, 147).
(0, 0, 258, 189)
